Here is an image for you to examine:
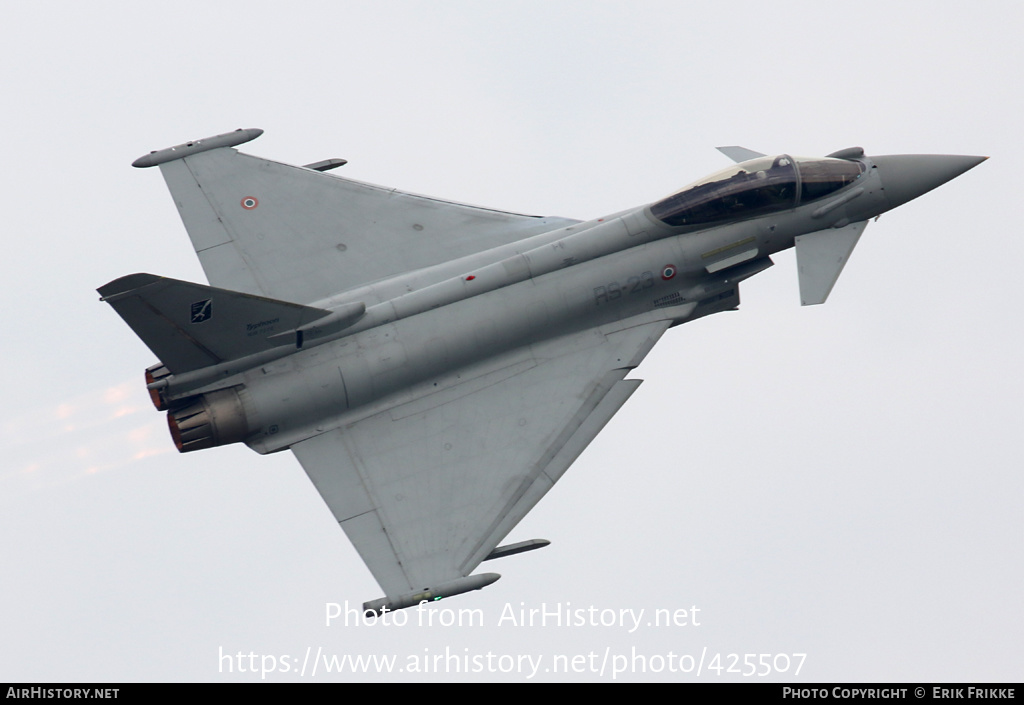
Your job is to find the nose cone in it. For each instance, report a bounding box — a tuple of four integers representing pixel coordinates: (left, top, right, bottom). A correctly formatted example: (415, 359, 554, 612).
(873, 154, 987, 212)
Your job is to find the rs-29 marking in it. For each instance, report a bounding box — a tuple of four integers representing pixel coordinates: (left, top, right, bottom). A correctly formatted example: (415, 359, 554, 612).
(594, 271, 655, 305)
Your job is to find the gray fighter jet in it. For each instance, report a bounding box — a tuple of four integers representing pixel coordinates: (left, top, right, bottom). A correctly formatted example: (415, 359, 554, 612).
(100, 130, 984, 612)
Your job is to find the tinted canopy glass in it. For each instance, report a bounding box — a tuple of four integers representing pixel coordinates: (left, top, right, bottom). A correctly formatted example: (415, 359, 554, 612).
(796, 157, 864, 202)
(650, 155, 798, 227)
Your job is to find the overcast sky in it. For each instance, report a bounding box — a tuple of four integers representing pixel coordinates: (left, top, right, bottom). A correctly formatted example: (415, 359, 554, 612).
(1, 0, 1020, 683)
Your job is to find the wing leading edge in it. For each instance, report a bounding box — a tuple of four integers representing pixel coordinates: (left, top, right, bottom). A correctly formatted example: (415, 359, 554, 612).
(291, 314, 678, 607)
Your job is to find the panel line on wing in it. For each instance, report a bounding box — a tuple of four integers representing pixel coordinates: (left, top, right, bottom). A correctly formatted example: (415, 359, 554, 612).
(298, 427, 417, 595)
(457, 367, 626, 572)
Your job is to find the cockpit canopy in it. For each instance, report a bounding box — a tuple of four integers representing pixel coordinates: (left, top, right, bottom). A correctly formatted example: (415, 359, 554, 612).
(649, 155, 864, 228)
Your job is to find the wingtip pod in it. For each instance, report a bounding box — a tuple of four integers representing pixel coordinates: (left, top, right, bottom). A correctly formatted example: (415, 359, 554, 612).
(362, 573, 501, 615)
(132, 128, 264, 168)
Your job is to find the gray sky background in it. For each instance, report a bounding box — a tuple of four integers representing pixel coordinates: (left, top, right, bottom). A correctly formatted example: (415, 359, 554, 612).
(1, 0, 1020, 682)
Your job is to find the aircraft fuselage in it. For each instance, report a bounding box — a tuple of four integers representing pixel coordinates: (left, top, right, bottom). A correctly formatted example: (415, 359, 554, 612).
(177, 155, 897, 454)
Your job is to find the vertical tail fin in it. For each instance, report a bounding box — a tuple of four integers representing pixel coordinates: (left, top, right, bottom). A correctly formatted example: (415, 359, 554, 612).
(98, 273, 334, 374)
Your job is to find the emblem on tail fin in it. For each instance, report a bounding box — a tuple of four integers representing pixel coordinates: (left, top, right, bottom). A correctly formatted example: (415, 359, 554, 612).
(190, 299, 212, 324)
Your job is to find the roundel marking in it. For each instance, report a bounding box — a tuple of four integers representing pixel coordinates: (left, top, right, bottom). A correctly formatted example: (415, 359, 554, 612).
(661, 264, 677, 280)
(241, 197, 259, 210)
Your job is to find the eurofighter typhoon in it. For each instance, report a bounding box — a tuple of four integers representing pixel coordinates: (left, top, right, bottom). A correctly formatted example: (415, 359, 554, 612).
(100, 130, 984, 612)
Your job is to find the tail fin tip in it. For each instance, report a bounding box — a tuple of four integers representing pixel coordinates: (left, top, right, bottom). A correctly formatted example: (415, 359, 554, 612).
(97, 273, 162, 301)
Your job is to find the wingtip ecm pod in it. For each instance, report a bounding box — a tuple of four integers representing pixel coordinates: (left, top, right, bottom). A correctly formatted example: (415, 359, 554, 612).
(363, 573, 502, 615)
(132, 128, 264, 168)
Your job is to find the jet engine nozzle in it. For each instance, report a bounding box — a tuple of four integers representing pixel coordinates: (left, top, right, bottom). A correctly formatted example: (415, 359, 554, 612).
(872, 154, 987, 212)
(167, 388, 250, 453)
(144, 364, 171, 411)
